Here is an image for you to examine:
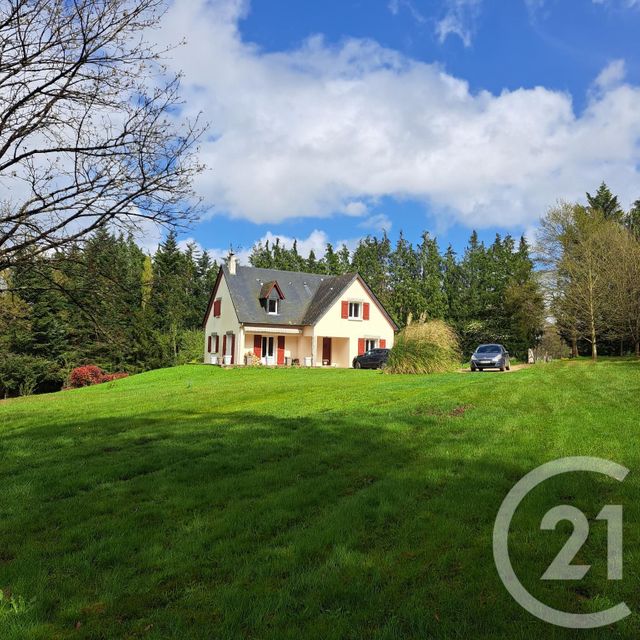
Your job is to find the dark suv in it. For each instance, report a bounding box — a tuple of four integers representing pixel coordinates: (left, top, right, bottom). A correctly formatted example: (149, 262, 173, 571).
(470, 344, 510, 371)
(353, 348, 390, 370)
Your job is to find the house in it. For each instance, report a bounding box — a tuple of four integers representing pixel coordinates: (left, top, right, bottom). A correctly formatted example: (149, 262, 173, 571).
(203, 256, 397, 368)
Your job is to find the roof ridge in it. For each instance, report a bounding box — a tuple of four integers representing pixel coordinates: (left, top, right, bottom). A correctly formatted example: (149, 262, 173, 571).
(232, 264, 355, 280)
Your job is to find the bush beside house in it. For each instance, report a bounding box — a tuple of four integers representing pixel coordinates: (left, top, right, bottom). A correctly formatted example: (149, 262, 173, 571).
(387, 318, 461, 374)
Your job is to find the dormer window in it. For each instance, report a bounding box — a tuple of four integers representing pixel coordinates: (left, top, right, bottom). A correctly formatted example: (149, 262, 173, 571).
(259, 280, 285, 315)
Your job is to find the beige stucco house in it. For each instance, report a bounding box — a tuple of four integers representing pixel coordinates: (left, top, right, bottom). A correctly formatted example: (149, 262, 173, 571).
(203, 256, 397, 368)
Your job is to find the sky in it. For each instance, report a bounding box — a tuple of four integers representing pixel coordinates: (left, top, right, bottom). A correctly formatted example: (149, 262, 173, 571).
(153, 0, 640, 263)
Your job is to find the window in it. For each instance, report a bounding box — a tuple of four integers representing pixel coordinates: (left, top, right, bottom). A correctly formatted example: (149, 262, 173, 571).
(261, 336, 275, 358)
(348, 302, 361, 319)
(267, 299, 279, 314)
(213, 298, 222, 317)
(476, 344, 501, 354)
(365, 339, 377, 352)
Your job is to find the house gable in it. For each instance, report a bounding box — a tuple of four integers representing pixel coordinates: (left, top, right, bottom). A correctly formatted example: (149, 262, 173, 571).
(311, 275, 398, 333)
(203, 270, 241, 352)
(312, 276, 397, 359)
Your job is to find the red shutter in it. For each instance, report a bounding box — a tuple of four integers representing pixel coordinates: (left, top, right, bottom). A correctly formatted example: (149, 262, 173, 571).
(215, 335, 220, 353)
(341, 300, 349, 319)
(358, 338, 365, 355)
(363, 302, 370, 320)
(207, 336, 212, 353)
(253, 335, 262, 357)
(380, 339, 386, 348)
(213, 299, 221, 317)
(277, 336, 285, 365)
(222, 335, 227, 359)
(231, 334, 236, 364)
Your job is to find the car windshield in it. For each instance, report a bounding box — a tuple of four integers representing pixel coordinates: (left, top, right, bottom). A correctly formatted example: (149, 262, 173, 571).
(476, 345, 501, 354)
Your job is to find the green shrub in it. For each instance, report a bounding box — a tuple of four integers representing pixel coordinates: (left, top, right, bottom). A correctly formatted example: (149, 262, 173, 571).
(0, 353, 63, 397)
(387, 319, 461, 374)
(177, 329, 205, 365)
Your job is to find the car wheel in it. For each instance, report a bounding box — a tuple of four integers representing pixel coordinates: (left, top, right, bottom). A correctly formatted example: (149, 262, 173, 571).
(506, 360, 511, 371)
(470, 363, 476, 372)
(477, 368, 483, 372)
(354, 361, 361, 369)
(500, 362, 506, 372)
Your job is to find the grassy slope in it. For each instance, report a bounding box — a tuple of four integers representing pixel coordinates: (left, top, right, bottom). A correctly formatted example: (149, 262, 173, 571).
(0, 360, 639, 639)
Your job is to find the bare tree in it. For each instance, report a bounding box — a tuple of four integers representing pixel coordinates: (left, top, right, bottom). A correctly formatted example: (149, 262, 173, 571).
(0, 0, 205, 272)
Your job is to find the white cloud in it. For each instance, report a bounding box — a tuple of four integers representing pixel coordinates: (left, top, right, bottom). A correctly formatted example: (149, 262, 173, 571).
(435, 0, 482, 46)
(593, 0, 640, 8)
(388, 0, 426, 23)
(158, 0, 640, 232)
(359, 213, 392, 233)
(388, 0, 400, 15)
(594, 59, 626, 90)
(341, 201, 369, 217)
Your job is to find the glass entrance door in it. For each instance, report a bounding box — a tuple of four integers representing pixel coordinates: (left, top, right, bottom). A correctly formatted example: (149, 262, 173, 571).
(261, 336, 275, 365)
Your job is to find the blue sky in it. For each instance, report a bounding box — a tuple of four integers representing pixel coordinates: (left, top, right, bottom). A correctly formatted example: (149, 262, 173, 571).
(155, 0, 640, 262)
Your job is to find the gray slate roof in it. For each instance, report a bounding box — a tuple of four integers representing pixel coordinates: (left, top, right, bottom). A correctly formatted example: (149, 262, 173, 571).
(221, 265, 357, 326)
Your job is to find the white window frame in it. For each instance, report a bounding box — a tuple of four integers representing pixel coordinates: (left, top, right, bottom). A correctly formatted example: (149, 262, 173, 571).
(267, 298, 279, 315)
(348, 301, 361, 320)
(365, 338, 378, 352)
(225, 333, 234, 356)
(261, 336, 275, 365)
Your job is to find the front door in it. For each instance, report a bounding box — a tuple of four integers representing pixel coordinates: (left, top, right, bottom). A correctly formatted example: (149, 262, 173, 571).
(261, 336, 275, 365)
(322, 337, 332, 365)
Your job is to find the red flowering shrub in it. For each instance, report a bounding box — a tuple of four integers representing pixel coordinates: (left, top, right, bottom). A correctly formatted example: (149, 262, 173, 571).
(68, 365, 104, 388)
(67, 366, 128, 388)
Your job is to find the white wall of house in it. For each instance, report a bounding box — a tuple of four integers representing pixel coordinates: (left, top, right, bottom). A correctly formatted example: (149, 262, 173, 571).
(313, 278, 396, 367)
(203, 274, 241, 364)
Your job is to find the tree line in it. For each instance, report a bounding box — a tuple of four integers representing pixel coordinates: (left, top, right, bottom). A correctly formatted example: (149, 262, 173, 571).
(0, 230, 217, 397)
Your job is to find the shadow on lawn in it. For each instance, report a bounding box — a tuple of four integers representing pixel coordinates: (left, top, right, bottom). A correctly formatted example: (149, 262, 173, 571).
(0, 408, 637, 640)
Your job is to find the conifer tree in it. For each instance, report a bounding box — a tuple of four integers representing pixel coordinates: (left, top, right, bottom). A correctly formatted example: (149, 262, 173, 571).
(351, 235, 391, 302)
(417, 232, 446, 319)
(586, 182, 624, 222)
(322, 243, 341, 275)
(337, 244, 352, 274)
(388, 232, 424, 326)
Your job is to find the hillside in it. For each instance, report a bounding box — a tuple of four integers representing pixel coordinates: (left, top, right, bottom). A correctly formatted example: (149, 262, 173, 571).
(1, 361, 639, 639)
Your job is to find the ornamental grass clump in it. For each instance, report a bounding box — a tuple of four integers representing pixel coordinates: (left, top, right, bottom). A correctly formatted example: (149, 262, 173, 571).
(387, 318, 461, 374)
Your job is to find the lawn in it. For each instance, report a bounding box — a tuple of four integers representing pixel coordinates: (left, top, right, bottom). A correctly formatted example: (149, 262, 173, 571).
(0, 360, 639, 639)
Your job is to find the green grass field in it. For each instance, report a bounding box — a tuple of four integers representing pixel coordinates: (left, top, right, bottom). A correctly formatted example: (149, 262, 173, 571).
(1, 360, 639, 639)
